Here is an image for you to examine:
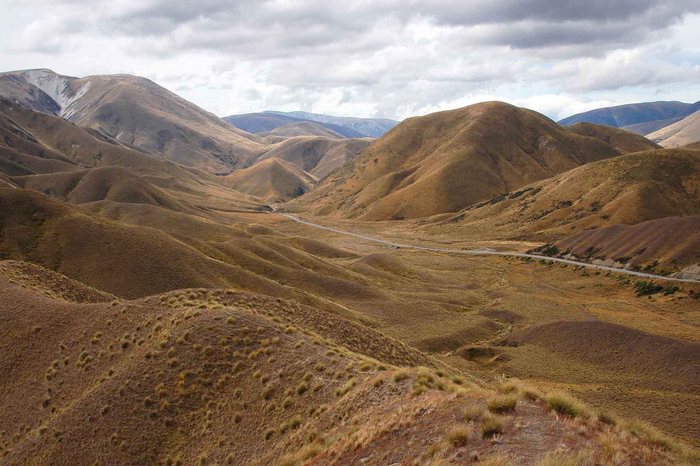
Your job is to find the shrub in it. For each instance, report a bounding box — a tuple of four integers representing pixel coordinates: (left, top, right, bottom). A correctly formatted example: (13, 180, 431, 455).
(634, 281, 663, 297)
(487, 395, 517, 413)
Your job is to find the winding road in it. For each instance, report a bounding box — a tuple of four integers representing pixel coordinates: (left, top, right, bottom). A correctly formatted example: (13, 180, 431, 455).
(282, 213, 700, 284)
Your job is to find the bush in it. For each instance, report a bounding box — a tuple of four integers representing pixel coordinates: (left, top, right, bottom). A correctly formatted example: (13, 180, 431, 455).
(634, 281, 663, 296)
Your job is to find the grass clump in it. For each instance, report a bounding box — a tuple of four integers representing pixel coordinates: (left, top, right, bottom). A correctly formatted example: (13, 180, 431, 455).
(276, 443, 323, 466)
(487, 395, 517, 414)
(625, 420, 674, 450)
(464, 406, 483, 422)
(480, 413, 503, 438)
(544, 391, 587, 418)
(393, 369, 410, 383)
(445, 424, 472, 447)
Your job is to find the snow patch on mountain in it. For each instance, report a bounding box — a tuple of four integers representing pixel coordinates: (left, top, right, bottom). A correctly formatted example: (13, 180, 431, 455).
(22, 69, 90, 118)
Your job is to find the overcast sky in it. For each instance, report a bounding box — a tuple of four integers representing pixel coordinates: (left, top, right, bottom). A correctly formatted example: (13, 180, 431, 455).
(2, 0, 700, 120)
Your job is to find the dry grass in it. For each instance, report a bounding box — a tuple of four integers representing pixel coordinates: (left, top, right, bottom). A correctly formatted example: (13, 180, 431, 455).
(445, 424, 472, 447)
(544, 392, 588, 419)
(480, 413, 504, 438)
(487, 395, 517, 414)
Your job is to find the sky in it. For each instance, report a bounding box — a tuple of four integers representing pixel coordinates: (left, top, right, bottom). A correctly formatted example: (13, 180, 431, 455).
(2, 0, 700, 121)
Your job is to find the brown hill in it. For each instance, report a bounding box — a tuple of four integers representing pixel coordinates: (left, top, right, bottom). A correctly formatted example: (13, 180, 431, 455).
(257, 136, 369, 178)
(224, 158, 317, 203)
(682, 141, 700, 150)
(295, 101, 623, 220)
(0, 69, 266, 172)
(437, 149, 700, 241)
(568, 122, 660, 153)
(259, 121, 345, 140)
(0, 262, 688, 465)
(648, 109, 700, 148)
(556, 216, 700, 270)
(0, 97, 267, 215)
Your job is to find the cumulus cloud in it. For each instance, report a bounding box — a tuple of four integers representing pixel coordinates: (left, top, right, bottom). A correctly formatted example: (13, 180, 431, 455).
(1, 0, 700, 119)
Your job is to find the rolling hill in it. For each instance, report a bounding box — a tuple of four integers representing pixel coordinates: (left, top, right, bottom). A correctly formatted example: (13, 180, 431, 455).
(0, 96, 266, 216)
(224, 158, 317, 203)
(259, 121, 345, 140)
(0, 69, 267, 173)
(567, 122, 659, 153)
(648, 109, 700, 148)
(256, 136, 369, 179)
(436, 149, 700, 242)
(294, 101, 631, 220)
(556, 215, 700, 270)
(559, 101, 700, 134)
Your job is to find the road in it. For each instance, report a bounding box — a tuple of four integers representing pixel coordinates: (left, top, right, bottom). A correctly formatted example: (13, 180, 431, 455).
(282, 213, 700, 284)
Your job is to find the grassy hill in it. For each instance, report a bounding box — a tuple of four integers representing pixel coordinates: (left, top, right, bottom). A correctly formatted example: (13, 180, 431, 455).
(0, 260, 693, 465)
(435, 149, 700, 242)
(294, 101, 629, 220)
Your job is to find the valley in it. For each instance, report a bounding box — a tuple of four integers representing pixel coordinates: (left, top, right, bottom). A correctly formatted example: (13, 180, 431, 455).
(0, 66, 698, 465)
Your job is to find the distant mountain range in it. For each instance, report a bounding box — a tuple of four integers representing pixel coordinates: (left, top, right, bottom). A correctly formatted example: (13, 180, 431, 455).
(559, 100, 700, 146)
(224, 110, 398, 138)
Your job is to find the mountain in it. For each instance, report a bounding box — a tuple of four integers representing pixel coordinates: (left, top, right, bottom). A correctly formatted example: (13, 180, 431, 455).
(224, 157, 317, 202)
(270, 110, 399, 138)
(558, 101, 700, 134)
(0, 96, 265, 216)
(647, 109, 700, 148)
(294, 101, 628, 220)
(0, 69, 266, 173)
(225, 111, 397, 138)
(224, 112, 366, 138)
(259, 121, 344, 140)
(436, 149, 700, 241)
(256, 136, 369, 179)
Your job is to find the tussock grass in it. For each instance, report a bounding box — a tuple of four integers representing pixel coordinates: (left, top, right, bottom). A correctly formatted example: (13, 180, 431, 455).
(445, 424, 472, 447)
(536, 449, 594, 466)
(544, 391, 588, 418)
(480, 412, 503, 438)
(276, 443, 323, 466)
(487, 395, 517, 413)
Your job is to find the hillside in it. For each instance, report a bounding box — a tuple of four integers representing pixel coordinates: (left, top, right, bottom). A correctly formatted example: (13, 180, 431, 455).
(257, 136, 369, 179)
(225, 158, 317, 202)
(295, 101, 625, 220)
(259, 121, 345, 140)
(270, 110, 399, 138)
(556, 215, 700, 271)
(0, 260, 692, 465)
(567, 122, 659, 153)
(559, 101, 699, 133)
(0, 97, 266, 216)
(226, 111, 397, 138)
(225, 112, 366, 138)
(648, 109, 700, 148)
(435, 149, 700, 241)
(0, 69, 266, 172)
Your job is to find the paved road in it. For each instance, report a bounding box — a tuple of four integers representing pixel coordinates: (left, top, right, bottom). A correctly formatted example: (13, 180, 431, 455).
(282, 213, 700, 284)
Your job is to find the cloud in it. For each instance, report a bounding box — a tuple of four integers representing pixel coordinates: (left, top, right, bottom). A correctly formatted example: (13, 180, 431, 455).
(1, 1, 700, 120)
